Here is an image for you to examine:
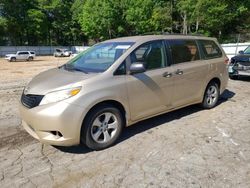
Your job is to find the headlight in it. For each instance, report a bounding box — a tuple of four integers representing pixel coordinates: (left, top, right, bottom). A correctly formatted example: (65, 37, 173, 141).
(39, 87, 81, 105)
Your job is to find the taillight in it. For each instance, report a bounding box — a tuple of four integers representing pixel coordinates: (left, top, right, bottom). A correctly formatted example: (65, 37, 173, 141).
(224, 57, 229, 65)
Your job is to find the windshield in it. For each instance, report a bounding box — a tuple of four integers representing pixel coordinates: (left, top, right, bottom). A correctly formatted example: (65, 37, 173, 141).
(63, 42, 134, 73)
(244, 46, 250, 54)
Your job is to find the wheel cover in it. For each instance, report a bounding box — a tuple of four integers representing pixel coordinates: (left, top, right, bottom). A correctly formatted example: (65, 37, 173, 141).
(91, 112, 118, 144)
(206, 85, 218, 105)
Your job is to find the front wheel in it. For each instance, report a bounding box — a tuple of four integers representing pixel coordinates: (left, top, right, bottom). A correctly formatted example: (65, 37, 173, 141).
(201, 82, 219, 109)
(81, 104, 124, 150)
(10, 57, 16, 62)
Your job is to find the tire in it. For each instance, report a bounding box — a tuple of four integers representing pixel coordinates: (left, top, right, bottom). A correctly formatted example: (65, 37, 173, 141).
(81, 104, 124, 150)
(10, 57, 16, 62)
(201, 82, 219, 109)
(27, 56, 33, 61)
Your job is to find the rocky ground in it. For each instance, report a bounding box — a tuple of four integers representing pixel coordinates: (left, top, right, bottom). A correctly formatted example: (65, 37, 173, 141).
(0, 56, 249, 188)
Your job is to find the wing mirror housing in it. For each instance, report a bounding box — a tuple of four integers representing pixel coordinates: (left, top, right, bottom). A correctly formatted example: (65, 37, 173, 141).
(238, 50, 244, 55)
(130, 62, 146, 74)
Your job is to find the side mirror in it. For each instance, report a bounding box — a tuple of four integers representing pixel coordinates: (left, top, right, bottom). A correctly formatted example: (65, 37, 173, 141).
(238, 50, 244, 55)
(130, 62, 146, 74)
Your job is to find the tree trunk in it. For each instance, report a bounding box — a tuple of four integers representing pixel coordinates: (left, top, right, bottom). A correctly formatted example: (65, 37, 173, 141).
(196, 19, 199, 33)
(182, 12, 187, 35)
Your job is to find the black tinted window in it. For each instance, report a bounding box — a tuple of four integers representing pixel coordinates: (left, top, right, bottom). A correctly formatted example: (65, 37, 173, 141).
(114, 62, 126, 75)
(199, 40, 222, 59)
(130, 41, 166, 70)
(18, 52, 29, 55)
(169, 40, 200, 64)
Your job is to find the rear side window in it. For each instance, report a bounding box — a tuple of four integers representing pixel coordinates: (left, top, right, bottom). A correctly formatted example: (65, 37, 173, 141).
(199, 40, 222, 59)
(30, 52, 35, 54)
(168, 40, 200, 64)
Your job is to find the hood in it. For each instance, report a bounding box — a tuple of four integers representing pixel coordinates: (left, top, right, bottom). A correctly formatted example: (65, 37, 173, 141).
(6, 54, 16, 56)
(25, 68, 98, 95)
(232, 54, 250, 62)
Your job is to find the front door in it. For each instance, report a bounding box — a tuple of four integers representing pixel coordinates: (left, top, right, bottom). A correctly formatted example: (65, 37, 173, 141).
(18, 52, 29, 60)
(126, 40, 174, 121)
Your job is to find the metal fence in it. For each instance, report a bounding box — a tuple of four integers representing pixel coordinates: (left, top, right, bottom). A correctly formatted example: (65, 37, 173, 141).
(221, 42, 250, 59)
(0, 46, 89, 57)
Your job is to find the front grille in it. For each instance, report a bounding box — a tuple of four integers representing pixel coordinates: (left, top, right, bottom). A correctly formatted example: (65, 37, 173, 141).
(21, 93, 44, 108)
(235, 63, 250, 71)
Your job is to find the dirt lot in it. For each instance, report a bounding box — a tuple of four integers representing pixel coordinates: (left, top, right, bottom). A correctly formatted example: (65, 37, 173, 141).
(0, 56, 250, 188)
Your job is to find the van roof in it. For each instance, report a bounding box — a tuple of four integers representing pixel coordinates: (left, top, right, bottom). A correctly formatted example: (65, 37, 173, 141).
(104, 35, 217, 43)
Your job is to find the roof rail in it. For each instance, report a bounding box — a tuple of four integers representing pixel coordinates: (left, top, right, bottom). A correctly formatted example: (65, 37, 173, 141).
(140, 32, 205, 37)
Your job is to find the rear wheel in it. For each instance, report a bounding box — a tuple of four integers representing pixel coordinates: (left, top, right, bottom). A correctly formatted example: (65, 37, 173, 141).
(201, 82, 219, 109)
(81, 104, 124, 150)
(27, 56, 33, 61)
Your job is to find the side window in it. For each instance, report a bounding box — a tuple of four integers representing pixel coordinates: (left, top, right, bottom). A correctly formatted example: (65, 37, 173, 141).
(199, 40, 222, 59)
(114, 62, 126, 75)
(130, 41, 166, 70)
(18, 52, 29, 55)
(169, 40, 200, 64)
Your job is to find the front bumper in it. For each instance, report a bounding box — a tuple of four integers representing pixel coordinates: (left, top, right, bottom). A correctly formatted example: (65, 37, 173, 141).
(19, 100, 86, 146)
(5, 57, 11, 61)
(229, 65, 250, 76)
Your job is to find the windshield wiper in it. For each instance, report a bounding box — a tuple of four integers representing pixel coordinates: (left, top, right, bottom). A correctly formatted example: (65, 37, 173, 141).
(73, 67, 88, 74)
(61, 64, 88, 74)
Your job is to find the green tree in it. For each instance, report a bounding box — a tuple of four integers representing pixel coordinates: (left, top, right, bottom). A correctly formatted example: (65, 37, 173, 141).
(150, 1, 172, 33)
(1, 0, 37, 45)
(0, 17, 7, 45)
(176, 0, 249, 38)
(79, 0, 126, 41)
(27, 9, 48, 45)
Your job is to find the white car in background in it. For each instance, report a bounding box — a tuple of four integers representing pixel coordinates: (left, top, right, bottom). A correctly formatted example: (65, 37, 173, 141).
(5, 51, 35, 62)
(54, 48, 72, 57)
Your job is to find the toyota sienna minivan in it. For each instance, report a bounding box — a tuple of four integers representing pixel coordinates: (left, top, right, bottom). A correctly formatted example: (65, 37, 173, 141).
(19, 35, 229, 150)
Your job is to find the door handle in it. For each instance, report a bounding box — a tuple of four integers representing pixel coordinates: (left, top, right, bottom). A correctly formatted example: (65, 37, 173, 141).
(175, 69, 183, 75)
(162, 72, 172, 78)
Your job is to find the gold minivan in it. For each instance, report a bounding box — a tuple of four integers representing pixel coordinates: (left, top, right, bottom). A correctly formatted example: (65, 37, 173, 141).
(19, 35, 229, 150)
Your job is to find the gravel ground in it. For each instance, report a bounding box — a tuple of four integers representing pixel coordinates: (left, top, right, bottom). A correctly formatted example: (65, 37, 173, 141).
(0, 56, 250, 188)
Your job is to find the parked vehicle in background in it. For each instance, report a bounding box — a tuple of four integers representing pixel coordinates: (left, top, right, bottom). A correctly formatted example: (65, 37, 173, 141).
(71, 53, 79, 58)
(5, 51, 35, 62)
(54, 48, 72, 57)
(228, 46, 250, 79)
(19, 35, 228, 150)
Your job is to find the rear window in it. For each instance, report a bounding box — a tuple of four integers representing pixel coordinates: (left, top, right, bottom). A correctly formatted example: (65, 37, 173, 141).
(199, 40, 222, 59)
(168, 40, 200, 64)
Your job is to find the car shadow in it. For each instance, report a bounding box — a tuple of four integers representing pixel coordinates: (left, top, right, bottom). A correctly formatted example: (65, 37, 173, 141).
(118, 89, 235, 144)
(234, 76, 250, 82)
(55, 89, 235, 154)
(31, 59, 45, 62)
